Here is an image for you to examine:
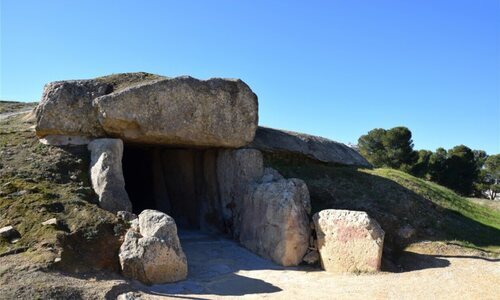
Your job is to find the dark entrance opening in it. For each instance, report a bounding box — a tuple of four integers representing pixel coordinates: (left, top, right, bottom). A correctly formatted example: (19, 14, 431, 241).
(122, 145, 221, 231)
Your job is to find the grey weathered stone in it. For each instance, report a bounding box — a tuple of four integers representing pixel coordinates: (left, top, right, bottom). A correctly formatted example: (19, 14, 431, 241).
(117, 211, 138, 223)
(239, 178, 311, 266)
(117, 292, 141, 300)
(41, 218, 58, 226)
(250, 126, 371, 167)
(119, 210, 187, 284)
(216, 149, 264, 237)
(260, 167, 284, 183)
(88, 138, 131, 213)
(93, 76, 258, 147)
(0, 226, 19, 240)
(35, 80, 110, 138)
(35, 73, 258, 148)
(313, 209, 384, 273)
(39, 135, 92, 146)
(138, 210, 178, 240)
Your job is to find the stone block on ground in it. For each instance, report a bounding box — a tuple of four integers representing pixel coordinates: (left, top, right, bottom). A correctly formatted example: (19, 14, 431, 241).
(119, 210, 187, 284)
(239, 177, 311, 266)
(313, 209, 384, 273)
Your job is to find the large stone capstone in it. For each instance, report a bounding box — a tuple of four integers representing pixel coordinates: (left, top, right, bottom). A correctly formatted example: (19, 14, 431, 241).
(35, 80, 110, 137)
(35, 73, 258, 148)
(313, 209, 384, 273)
(239, 171, 311, 266)
(250, 126, 371, 167)
(119, 210, 188, 284)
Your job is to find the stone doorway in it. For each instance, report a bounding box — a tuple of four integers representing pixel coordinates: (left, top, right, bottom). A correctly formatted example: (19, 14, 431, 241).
(87, 137, 312, 277)
(122, 145, 221, 231)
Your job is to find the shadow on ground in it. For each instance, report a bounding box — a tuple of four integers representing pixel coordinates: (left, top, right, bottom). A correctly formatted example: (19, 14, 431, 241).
(120, 230, 284, 298)
(396, 252, 451, 272)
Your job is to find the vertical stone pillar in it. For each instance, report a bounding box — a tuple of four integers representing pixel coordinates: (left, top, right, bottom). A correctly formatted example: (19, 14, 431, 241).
(216, 149, 264, 238)
(88, 138, 132, 213)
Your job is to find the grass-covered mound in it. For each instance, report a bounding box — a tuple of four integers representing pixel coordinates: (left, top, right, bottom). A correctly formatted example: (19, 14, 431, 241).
(0, 106, 125, 273)
(264, 153, 500, 256)
(1, 100, 498, 279)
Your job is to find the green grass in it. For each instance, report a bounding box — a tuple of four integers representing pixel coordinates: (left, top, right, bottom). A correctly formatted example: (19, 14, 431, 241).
(368, 169, 500, 230)
(264, 152, 500, 254)
(0, 110, 125, 271)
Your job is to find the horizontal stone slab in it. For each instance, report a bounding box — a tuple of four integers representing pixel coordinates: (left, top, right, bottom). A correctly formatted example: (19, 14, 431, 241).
(35, 73, 258, 148)
(249, 126, 371, 167)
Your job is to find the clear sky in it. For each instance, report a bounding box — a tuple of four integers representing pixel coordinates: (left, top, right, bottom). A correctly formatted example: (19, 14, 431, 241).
(1, 1, 499, 154)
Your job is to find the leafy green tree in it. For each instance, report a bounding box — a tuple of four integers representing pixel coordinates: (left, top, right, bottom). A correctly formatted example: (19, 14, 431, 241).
(441, 145, 478, 196)
(428, 148, 448, 184)
(476, 154, 500, 199)
(471, 150, 488, 197)
(358, 128, 387, 167)
(473, 150, 488, 170)
(411, 150, 433, 178)
(358, 127, 417, 169)
(384, 127, 418, 169)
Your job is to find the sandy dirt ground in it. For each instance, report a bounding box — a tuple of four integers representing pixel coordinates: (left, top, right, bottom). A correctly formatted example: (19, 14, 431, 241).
(117, 231, 500, 300)
(1, 221, 498, 300)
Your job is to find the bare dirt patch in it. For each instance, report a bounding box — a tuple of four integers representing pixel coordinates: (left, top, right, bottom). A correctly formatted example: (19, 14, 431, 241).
(118, 232, 500, 300)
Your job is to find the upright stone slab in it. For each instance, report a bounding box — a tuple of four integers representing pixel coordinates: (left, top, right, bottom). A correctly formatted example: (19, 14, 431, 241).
(239, 173, 311, 266)
(216, 149, 264, 237)
(88, 138, 132, 213)
(313, 209, 384, 273)
(119, 210, 188, 284)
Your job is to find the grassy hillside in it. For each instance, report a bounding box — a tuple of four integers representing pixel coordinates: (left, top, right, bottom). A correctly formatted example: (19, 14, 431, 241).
(264, 153, 500, 255)
(0, 107, 125, 273)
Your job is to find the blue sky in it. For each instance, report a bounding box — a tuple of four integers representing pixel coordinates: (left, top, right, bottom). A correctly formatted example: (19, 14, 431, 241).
(1, 1, 499, 154)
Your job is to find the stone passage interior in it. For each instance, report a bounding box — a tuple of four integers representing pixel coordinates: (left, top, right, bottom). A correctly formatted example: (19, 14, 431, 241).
(122, 145, 221, 231)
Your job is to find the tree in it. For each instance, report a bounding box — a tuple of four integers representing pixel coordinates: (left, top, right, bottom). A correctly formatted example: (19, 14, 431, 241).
(441, 145, 478, 196)
(471, 150, 488, 197)
(428, 148, 448, 184)
(358, 127, 417, 169)
(411, 150, 433, 178)
(358, 128, 387, 167)
(473, 150, 488, 170)
(476, 154, 500, 200)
